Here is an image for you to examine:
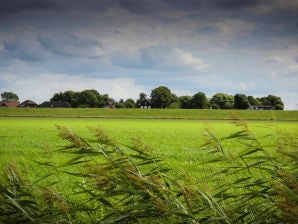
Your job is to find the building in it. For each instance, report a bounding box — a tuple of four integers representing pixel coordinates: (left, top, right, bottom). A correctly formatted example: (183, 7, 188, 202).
(249, 105, 275, 110)
(18, 100, 38, 108)
(38, 101, 71, 108)
(139, 99, 151, 109)
(0, 101, 20, 107)
(104, 101, 115, 108)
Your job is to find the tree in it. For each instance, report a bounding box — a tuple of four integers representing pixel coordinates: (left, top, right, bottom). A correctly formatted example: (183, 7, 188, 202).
(259, 95, 284, 110)
(1, 92, 19, 102)
(247, 96, 259, 106)
(115, 99, 135, 108)
(101, 94, 115, 108)
(179, 96, 192, 109)
(234, 94, 250, 109)
(50, 89, 108, 108)
(150, 86, 175, 108)
(124, 98, 136, 108)
(136, 93, 148, 107)
(191, 92, 209, 109)
(78, 90, 99, 107)
(51, 90, 77, 106)
(115, 99, 125, 108)
(210, 93, 234, 109)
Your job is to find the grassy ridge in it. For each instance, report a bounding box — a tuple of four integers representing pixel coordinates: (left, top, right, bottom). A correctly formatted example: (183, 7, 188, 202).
(0, 108, 298, 120)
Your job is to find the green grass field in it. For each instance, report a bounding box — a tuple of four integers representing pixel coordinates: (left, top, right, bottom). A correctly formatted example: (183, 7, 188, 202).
(0, 109, 297, 223)
(0, 116, 296, 173)
(0, 108, 297, 173)
(1, 108, 298, 120)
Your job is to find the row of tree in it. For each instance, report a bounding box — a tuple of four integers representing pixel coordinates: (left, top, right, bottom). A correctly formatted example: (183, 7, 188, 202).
(1, 92, 19, 102)
(1, 88, 284, 110)
(49, 86, 284, 110)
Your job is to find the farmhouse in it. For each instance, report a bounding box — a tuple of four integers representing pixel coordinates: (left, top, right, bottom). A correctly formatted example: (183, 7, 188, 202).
(0, 101, 20, 107)
(249, 105, 275, 110)
(38, 101, 71, 108)
(104, 101, 116, 108)
(18, 100, 38, 108)
(139, 99, 151, 109)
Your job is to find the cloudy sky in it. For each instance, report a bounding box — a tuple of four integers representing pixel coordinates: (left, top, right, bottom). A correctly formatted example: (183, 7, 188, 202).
(0, 0, 297, 109)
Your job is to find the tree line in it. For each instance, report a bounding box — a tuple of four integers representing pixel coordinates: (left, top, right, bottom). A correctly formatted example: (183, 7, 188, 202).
(48, 86, 284, 110)
(1, 87, 284, 110)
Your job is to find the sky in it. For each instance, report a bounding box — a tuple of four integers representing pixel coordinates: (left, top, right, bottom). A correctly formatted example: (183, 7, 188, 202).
(0, 0, 297, 109)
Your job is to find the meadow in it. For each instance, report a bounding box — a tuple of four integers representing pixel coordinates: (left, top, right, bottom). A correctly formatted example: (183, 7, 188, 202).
(1, 117, 296, 172)
(0, 109, 297, 223)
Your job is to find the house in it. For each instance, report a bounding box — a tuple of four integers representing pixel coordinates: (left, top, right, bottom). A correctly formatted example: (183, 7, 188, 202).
(249, 105, 275, 110)
(104, 101, 115, 108)
(139, 99, 151, 109)
(18, 100, 38, 108)
(38, 101, 71, 108)
(0, 101, 20, 107)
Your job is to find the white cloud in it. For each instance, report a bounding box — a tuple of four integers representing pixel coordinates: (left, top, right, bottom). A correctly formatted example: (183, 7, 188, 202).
(239, 82, 248, 90)
(261, 47, 298, 75)
(112, 45, 209, 71)
(262, 55, 283, 63)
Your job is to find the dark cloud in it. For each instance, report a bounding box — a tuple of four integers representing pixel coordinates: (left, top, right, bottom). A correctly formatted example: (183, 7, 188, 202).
(1, 32, 103, 67)
(1, 0, 297, 15)
(38, 33, 102, 57)
(118, 0, 164, 15)
(1, 0, 297, 25)
(198, 26, 220, 35)
(2, 36, 46, 61)
(162, 0, 205, 11)
(212, 0, 259, 10)
(0, 0, 56, 15)
(160, 0, 260, 14)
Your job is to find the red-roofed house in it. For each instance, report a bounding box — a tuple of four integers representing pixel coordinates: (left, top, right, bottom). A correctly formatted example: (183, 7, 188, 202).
(0, 101, 20, 107)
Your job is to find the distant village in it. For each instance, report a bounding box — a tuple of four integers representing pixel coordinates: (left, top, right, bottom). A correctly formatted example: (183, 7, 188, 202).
(0, 89, 283, 110)
(0, 100, 72, 108)
(0, 99, 277, 110)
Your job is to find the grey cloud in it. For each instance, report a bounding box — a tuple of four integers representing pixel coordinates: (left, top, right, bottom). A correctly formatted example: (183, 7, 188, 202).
(162, 0, 205, 11)
(0, 0, 56, 16)
(118, 0, 164, 15)
(212, 0, 259, 10)
(166, 0, 297, 14)
(2, 0, 296, 29)
(2, 32, 103, 62)
(0, 53, 11, 66)
(38, 33, 103, 58)
(198, 26, 220, 35)
(2, 36, 47, 61)
(161, 0, 259, 13)
(1, 0, 297, 17)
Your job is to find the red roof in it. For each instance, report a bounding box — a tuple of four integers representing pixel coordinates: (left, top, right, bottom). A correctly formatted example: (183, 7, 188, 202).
(0, 101, 20, 107)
